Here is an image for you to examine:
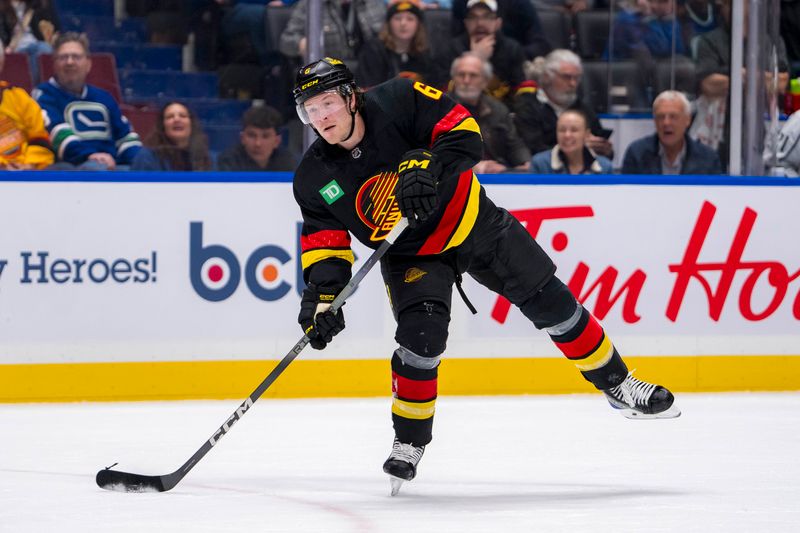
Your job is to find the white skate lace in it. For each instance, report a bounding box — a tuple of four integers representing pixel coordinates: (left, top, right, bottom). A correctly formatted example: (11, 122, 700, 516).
(389, 439, 424, 465)
(611, 371, 657, 408)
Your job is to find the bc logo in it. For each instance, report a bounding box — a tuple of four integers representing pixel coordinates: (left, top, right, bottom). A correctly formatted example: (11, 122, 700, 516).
(190, 222, 299, 302)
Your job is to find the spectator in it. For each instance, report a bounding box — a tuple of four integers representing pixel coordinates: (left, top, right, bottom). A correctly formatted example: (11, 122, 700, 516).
(692, 0, 789, 167)
(531, 109, 612, 174)
(622, 90, 721, 174)
(437, 0, 527, 102)
(33, 33, 141, 170)
(451, 0, 551, 60)
(279, 0, 386, 62)
(0, 0, 60, 83)
(514, 49, 613, 158)
(448, 52, 530, 173)
(604, 0, 686, 61)
(0, 44, 53, 168)
(218, 105, 298, 171)
(678, 0, 719, 52)
(132, 101, 213, 171)
(357, 0, 438, 87)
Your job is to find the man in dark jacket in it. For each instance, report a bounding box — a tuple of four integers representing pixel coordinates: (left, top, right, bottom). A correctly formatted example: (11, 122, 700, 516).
(218, 105, 298, 171)
(448, 52, 530, 172)
(622, 90, 722, 174)
(451, 0, 551, 59)
(436, 0, 526, 102)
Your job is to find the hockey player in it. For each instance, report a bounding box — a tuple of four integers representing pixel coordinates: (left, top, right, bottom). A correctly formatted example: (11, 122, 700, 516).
(292, 57, 680, 495)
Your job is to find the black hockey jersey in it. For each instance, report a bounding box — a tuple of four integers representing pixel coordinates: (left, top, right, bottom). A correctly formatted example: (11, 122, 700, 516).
(293, 77, 485, 288)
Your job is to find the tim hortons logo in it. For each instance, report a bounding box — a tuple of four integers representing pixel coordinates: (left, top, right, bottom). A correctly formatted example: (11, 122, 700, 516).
(355, 172, 403, 241)
(491, 201, 800, 325)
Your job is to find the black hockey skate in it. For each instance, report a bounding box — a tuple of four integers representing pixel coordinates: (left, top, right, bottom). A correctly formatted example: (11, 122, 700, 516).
(382, 438, 425, 496)
(603, 371, 681, 419)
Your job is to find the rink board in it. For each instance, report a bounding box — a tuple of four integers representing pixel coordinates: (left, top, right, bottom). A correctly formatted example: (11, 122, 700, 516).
(1, 172, 799, 401)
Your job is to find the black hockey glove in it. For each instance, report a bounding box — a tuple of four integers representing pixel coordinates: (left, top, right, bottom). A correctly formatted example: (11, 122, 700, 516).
(298, 284, 345, 350)
(395, 149, 442, 228)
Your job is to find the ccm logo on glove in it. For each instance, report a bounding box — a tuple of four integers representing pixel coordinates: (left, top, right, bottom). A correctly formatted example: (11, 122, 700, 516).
(395, 149, 442, 228)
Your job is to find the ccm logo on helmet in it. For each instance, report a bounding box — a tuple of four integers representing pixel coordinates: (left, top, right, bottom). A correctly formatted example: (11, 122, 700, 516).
(300, 79, 319, 90)
(398, 159, 430, 172)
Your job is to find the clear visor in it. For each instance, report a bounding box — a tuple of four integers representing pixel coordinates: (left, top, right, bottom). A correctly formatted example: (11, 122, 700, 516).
(296, 89, 347, 125)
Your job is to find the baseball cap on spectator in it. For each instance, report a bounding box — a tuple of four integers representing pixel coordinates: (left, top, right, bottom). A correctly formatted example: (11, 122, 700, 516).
(386, 0, 424, 21)
(466, 0, 498, 12)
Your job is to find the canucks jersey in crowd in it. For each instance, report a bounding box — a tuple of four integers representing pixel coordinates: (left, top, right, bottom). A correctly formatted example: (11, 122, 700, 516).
(33, 79, 142, 165)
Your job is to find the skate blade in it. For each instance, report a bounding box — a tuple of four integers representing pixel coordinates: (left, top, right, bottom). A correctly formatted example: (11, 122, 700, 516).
(618, 403, 681, 419)
(389, 476, 405, 497)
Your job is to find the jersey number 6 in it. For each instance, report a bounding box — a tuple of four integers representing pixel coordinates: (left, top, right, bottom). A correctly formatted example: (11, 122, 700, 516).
(413, 82, 442, 100)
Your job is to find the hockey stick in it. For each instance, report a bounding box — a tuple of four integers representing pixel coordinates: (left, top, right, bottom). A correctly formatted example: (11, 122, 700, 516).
(96, 217, 409, 493)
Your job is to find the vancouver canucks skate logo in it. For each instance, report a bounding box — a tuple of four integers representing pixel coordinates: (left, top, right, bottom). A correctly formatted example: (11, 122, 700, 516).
(355, 172, 403, 241)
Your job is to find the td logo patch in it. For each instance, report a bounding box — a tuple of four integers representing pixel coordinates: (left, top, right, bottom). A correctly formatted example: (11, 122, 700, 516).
(319, 179, 344, 205)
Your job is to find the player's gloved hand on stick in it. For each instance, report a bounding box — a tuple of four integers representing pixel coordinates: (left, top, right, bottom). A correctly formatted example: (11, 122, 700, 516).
(395, 149, 441, 228)
(298, 284, 345, 350)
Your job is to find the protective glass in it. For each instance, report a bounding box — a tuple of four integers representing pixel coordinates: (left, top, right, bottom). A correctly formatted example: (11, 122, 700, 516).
(296, 90, 347, 125)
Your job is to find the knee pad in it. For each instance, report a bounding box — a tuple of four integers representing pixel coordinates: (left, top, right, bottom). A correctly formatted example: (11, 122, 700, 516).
(519, 276, 578, 330)
(395, 300, 450, 365)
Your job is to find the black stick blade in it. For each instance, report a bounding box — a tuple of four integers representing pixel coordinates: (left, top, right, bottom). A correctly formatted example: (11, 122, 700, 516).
(96, 468, 168, 492)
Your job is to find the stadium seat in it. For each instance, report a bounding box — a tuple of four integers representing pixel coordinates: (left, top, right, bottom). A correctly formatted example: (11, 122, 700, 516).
(55, 0, 113, 17)
(424, 9, 453, 56)
(120, 104, 159, 141)
(574, 10, 610, 60)
(538, 10, 571, 51)
(119, 70, 219, 99)
(125, 97, 251, 125)
(581, 61, 649, 114)
(265, 5, 292, 51)
(654, 58, 696, 97)
(2, 52, 33, 92)
(205, 124, 241, 155)
(93, 42, 182, 71)
(38, 53, 123, 103)
(60, 14, 148, 44)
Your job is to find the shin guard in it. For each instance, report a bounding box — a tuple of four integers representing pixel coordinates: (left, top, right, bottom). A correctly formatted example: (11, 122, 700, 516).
(390, 348, 438, 446)
(548, 306, 628, 389)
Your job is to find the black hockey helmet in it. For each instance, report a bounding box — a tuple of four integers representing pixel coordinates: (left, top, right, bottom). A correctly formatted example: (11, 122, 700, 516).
(293, 57, 356, 106)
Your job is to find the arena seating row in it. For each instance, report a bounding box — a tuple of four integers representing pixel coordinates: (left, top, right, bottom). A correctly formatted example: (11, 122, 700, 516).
(13, 4, 695, 154)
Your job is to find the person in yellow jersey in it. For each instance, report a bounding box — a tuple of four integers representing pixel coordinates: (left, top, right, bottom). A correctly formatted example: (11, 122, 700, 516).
(291, 57, 680, 496)
(0, 45, 53, 169)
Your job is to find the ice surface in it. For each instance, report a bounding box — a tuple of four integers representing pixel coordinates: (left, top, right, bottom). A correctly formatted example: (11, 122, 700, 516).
(1, 393, 799, 532)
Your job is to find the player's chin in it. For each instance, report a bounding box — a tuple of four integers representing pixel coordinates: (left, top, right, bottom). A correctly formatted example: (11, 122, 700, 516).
(317, 125, 339, 143)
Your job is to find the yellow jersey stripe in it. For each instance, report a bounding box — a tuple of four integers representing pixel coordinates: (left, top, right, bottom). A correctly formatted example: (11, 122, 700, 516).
(443, 174, 481, 252)
(300, 249, 355, 270)
(451, 116, 482, 138)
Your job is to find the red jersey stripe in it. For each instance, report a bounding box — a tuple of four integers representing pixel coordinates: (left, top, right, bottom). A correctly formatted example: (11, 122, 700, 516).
(392, 372, 438, 401)
(554, 315, 604, 359)
(417, 169, 472, 255)
(300, 230, 351, 252)
(430, 104, 471, 144)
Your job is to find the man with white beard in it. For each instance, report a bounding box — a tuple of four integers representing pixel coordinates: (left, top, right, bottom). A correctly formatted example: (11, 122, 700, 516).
(513, 48, 613, 158)
(448, 52, 530, 173)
